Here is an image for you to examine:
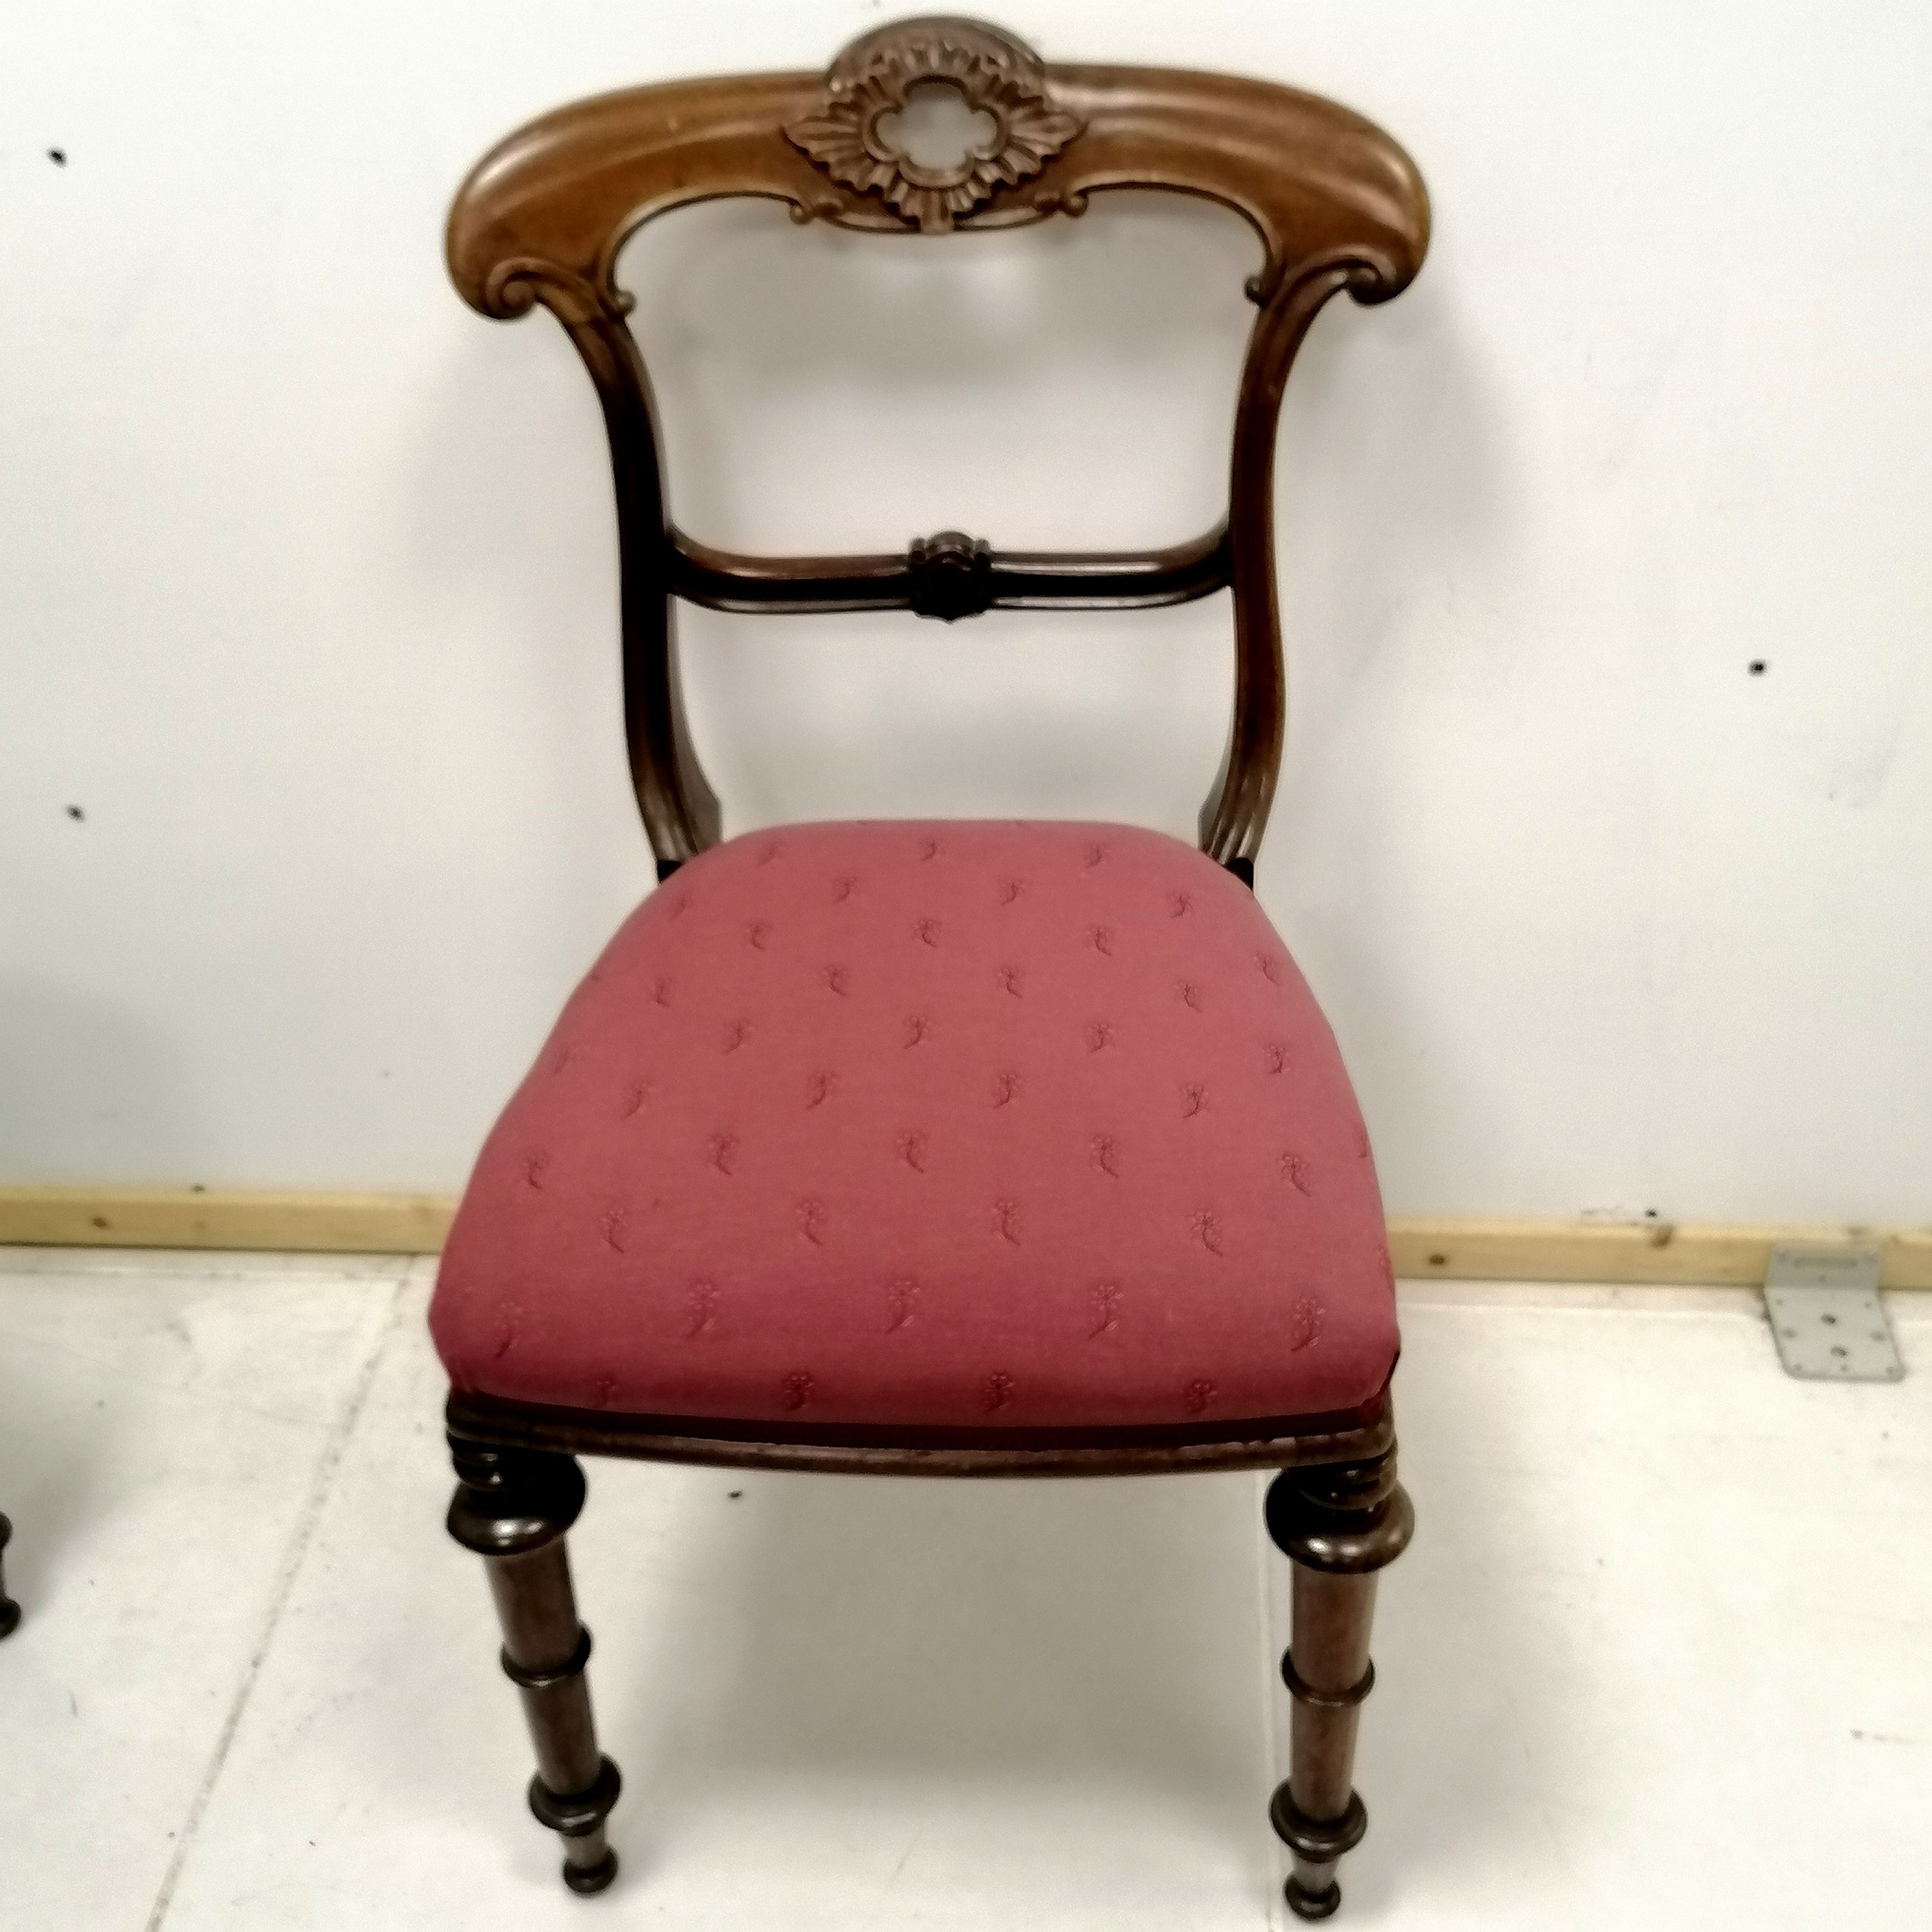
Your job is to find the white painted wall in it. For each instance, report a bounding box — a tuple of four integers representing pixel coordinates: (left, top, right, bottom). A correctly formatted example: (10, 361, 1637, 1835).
(3, 1, 1927, 1219)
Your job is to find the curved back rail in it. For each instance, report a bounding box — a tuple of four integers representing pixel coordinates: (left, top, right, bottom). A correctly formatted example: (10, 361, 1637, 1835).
(447, 17, 1428, 874)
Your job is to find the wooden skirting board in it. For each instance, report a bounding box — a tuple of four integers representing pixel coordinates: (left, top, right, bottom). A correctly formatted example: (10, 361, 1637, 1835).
(0, 1188, 1927, 1288)
(1389, 1219, 1930, 1290)
(0, 1189, 457, 1256)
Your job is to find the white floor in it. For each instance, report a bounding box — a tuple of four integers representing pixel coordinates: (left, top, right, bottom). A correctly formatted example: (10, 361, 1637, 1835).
(1, 1253, 1927, 1931)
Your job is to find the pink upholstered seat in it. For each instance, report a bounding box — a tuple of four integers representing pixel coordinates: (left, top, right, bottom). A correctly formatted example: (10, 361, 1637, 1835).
(431, 821, 1396, 1438)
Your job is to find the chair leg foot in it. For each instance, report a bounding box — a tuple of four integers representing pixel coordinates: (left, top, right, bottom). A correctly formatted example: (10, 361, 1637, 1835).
(1284, 1873, 1342, 1920)
(1264, 1444, 1413, 1919)
(561, 1845, 620, 1894)
(448, 1437, 621, 1894)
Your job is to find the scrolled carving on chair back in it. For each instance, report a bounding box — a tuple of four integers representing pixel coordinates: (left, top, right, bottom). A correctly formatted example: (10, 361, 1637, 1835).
(445, 19, 1428, 871)
(447, 21, 1424, 318)
(784, 17, 1086, 233)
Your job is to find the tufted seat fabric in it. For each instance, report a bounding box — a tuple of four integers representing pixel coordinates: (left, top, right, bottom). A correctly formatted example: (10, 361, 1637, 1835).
(431, 821, 1396, 1440)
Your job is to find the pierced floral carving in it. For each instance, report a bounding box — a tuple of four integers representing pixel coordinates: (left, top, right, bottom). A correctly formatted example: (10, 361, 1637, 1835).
(784, 17, 1084, 233)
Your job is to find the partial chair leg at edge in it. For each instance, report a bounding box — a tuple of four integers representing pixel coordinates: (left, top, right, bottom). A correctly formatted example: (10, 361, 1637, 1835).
(1264, 1447, 1414, 1920)
(0, 1514, 19, 1638)
(447, 1439, 622, 1895)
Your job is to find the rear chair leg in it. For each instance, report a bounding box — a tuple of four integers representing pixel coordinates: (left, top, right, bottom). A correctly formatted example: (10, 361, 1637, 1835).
(1264, 1447, 1413, 1920)
(447, 1440, 621, 1894)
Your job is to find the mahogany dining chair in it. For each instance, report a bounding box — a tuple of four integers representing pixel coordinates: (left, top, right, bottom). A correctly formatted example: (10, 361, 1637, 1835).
(431, 17, 1428, 1919)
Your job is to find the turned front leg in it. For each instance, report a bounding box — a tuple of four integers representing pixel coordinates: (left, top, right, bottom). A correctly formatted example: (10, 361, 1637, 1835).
(1264, 1448, 1413, 1920)
(447, 1440, 621, 1894)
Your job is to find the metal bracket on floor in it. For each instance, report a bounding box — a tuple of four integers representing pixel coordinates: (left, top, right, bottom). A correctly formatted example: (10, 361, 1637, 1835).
(1764, 1245, 1904, 1382)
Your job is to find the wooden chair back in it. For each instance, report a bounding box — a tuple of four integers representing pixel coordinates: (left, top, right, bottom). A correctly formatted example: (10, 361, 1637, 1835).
(446, 16, 1428, 879)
